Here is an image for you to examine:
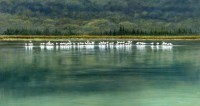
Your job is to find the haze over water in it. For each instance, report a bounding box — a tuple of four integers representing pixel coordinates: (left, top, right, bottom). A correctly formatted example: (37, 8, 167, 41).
(0, 40, 200, 106)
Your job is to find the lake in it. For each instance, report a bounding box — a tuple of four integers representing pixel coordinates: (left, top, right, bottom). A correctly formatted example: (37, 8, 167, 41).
(0, 40, 200, 106)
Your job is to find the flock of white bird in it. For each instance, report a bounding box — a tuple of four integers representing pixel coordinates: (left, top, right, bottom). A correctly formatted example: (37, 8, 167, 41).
(136, 41, 173, 45)
(25, 40, 173, 46)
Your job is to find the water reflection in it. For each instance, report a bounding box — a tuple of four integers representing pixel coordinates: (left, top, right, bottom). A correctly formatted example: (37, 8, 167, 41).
(46, 45, 54, 50)
(99, 45, 107, 50)
(162, 45, 173, 51)
(115, 44, 125, 51)
(136, 45, 146, 51)
(77, 45, 84, 49)
(25, 45, 33, 51)
(109, 45, 114, 49)
(1, 41, 200, 106)
(60, 45, 72, 49)
(124, 45, 131, 51)
(40, 45, 45, 50)
(156, 45, 160, 49)
(85, 45, 94, 49)
(56, 45, 59, 50)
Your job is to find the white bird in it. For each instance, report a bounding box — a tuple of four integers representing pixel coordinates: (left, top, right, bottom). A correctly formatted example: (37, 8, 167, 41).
(150, 42, 154, 45)
(127, 41, 132, 43)
(28, 43, 33, 46)
(28, 41, 33, 46)
(141, 42, 146, 45)
(109, 42, 114, 45)
(167, 43, 173, 45)
(91, 41, 95, 45)
(125, 43, 131, 45)
(80, 42, 83, 45)
(46, 41, 54, 46)
(156, 42, 159, 45)
(162, 41, 167, 45)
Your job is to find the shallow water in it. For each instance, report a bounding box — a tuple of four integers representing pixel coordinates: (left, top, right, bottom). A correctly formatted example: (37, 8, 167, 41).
(0, 40, 200, 106)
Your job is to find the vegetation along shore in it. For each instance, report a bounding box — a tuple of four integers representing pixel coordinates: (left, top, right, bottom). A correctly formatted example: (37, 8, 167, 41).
(1, 35, 200, 40)
(1, 25, 200, 40)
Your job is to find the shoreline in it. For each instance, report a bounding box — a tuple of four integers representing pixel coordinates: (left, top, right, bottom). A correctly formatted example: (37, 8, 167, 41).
(1, 35, 200, 41)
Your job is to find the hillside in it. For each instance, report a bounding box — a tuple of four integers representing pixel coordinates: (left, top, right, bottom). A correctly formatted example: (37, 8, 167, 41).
(0, 0, 199, 35)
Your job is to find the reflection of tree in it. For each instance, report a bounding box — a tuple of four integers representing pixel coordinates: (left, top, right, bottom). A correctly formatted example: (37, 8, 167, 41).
(0, 43, 200, 96)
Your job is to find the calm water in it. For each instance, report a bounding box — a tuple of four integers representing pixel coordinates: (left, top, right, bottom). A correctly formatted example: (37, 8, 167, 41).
(0, 40, 200, 106)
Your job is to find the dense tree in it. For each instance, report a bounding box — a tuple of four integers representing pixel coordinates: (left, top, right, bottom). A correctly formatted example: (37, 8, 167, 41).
(0, 0, 199, 35)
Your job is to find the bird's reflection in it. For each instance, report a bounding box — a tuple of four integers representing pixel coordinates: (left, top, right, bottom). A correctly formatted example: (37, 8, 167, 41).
(25, 46, 33, 51)
(46, 46, 54, 50)
(125, 45, 131, 51)
(36, 44, 173, 52)
(99, 45, 107, 50)
(60, 45, 72, 49)
(151, 45, 160, 50)
(77, 45, 85, 49)
(162, 45, 173, 51)
(56, 45, 59, 50)
(116, 44, 124, 50)
(156, 45, 160, 49)
(150, 45, 172, 51)
(109, 45, 114, 49)
(85, 45, 94, 49)
(151, 45, 154, 50)
(40, 45, 45, 50)
(136, 45, 145, 51)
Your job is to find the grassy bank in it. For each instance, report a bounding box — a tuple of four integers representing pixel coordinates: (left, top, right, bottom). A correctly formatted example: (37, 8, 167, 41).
(1, 35, 200, 40)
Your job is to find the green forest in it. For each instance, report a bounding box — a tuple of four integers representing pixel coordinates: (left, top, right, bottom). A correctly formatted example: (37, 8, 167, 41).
(0, 0, 199, 35)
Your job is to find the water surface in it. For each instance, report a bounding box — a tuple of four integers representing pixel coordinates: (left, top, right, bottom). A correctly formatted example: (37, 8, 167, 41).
(0, 40, 200, 106)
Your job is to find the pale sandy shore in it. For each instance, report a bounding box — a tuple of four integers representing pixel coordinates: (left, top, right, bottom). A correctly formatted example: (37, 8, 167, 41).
(1, 35, 200, 41)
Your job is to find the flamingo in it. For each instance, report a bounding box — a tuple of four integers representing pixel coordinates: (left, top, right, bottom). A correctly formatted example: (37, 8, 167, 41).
(127, 41, 132, 43)
(141, 42, 146, 45)
(28, 41, 33, 46)
(125, 41, 132, 45)
(46, 41, 54, 46)
(109, 42, 114, 45)
(167, 43, 173, 45)
(162, 41, 167, 45)
(125, 43, 131, 45)
(40, 42, 45, 45)
(91, 41, 95, 45)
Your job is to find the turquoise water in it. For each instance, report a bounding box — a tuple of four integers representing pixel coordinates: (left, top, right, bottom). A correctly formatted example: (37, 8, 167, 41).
(0, 40, 200, 106)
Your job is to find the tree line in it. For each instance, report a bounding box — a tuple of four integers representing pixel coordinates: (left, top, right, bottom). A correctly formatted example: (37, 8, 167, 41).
(89, 25, 198, 36)
(2, 25, 198, 36)
(3, 28, 76, 35)
(0, 0, 199, 35)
